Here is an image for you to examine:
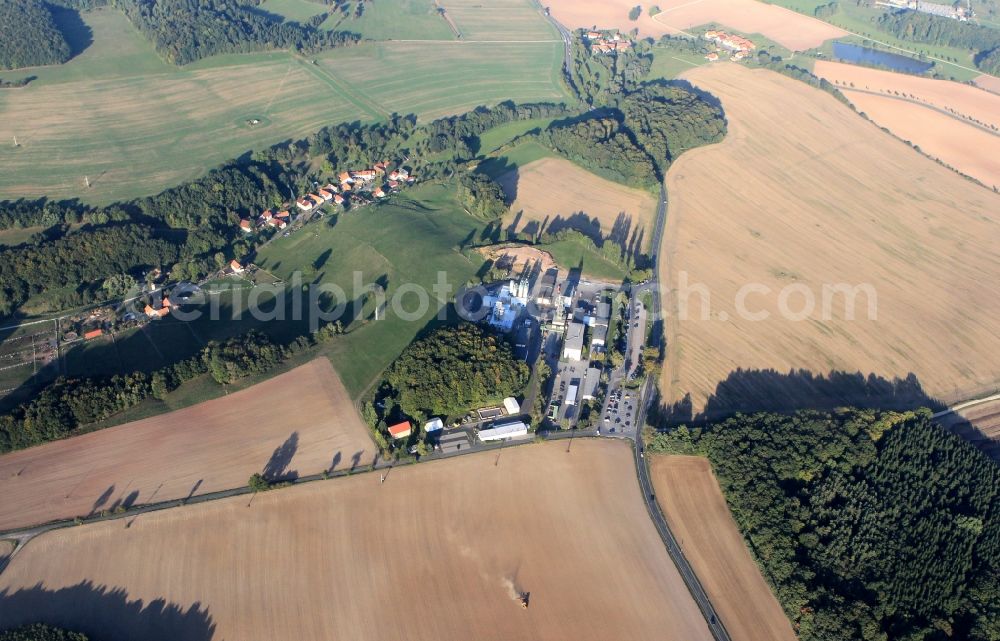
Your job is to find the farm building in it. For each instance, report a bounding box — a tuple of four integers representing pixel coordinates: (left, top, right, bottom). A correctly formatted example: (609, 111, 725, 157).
(563, 321, 585, 361)
(424, 418, 444, 433)
(503, 397, 521, 415)
(478, 421, 529, 442)
(83, 328, 104, 340)
(388, 421, 412, 439)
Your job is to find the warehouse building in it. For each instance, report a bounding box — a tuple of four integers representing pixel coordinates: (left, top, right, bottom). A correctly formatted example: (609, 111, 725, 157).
(478, 421, 529, 442)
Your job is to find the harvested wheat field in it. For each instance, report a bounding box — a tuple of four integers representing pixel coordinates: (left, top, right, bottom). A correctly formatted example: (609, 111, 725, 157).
(650, 456, 796, 641)
(659, 64, 1000, 413)
(814, 61, 1000, 188)
(0, 358, 372, 532)
(974, 74, 1000, 94)
(500, 157, 657, 250)
(546, 0, 845, 50)
(840, 90, 1000, 189)
(0, 440, 713, 641)
(935, 397, 1000, 460)
(814, 61, 1000, 130)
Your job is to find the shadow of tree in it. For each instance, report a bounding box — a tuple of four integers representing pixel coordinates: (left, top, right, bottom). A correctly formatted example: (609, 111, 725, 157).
(262, 432, 299, 481)
(655, 368, 946, 426)
(0, 581, 215, 641)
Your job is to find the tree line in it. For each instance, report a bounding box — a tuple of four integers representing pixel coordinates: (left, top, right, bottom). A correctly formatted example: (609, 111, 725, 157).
(0, 0, 71, 70)
(0, 324, 341, 453)
(0, 625, 88, 641)
(877, 10, 1000, 74)
(647, 409, 999, 641)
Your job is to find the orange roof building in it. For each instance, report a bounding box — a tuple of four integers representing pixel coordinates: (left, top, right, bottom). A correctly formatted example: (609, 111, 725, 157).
(388, 421, 412, 439)
(239, 219, 253, 232)
(83, 328, 104, 340)
(230, 259, 244, 274)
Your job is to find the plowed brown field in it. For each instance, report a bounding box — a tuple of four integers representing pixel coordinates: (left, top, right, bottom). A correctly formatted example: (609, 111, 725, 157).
(650, 456, 796, 641)
(0, 440, 713, 641)
(0, 358, 372, 531)
(659, 64, 1000, 413)
(546, 0, 845, 50)
(499, 157, 657, 249)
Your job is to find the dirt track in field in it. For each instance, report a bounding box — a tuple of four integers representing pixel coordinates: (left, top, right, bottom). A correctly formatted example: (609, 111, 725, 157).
(650, 455, 797, 641)
(0, 440, 713, 641)
(659, 64, 1000, 413)
(0, 358, 372, 531)
(500, 157, 657, 250)
(936, 398, 1000, 460)
(546, 0, 845, 50)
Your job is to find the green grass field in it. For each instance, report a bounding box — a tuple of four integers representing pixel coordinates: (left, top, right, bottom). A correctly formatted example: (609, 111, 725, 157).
(475, 116, 557, 154)
(259, 0, 331, 24)
(0, 4, 567, 204)
(649, 47, 708, 79)
(344, 0, 457, 40)
(475, 139, 557, 178)
(58, 183, 486, 398)
(539, 237, 628, 282)
(441, 0, 558, 41)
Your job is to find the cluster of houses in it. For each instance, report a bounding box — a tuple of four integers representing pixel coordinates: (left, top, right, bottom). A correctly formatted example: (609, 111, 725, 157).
(241, 209, 291, 233)
(297, 162, 413, 213)
(584, 30, 632, 54)
(703, 30, 755, 61)
(236, 162, 414, 235)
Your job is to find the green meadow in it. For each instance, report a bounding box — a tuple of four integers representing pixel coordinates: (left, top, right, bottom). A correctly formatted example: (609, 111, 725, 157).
(0, 2, 567, 204)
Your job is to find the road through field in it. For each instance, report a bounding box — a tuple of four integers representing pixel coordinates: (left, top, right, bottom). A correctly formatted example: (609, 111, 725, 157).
(0, 440, 714, 641)
(650, 456, 796, 641)
(0, 359, 373, 531)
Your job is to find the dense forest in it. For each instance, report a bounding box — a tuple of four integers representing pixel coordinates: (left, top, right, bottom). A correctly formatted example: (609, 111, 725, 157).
(0, 0, 71, 70)
(381, 324, 529, 422)
(647, 409, 1000, 641)
(0, 625, 88, 641)
(0, 326, 341, 453)
(877, 11, 1000, 73)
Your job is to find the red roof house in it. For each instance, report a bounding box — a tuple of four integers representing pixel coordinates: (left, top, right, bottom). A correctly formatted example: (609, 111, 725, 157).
(387, 421, 412, 439)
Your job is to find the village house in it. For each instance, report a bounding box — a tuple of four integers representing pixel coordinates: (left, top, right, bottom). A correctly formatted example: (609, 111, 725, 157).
(144, 297, 173, 319)
(352, 169, 377, 182)
(230, 259, 245, 274)
(239, 219, 253, 232)
(296, 197, 315, 211)
(318, 189, 334, 201)
(388, 420, 412, 439)
(266, 217, 287, 230)
(333, 194, 345, 205)
(373, 186, 386, 198)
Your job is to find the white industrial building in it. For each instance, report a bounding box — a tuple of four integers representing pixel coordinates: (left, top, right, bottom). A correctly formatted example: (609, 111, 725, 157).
(565, 383, 578, 406)
(482, 279, 529, 332)
(563, 321, 585, 361)
(424, 417, 444, 432)
(478, 420, 529, 442)
(503, 397, 521, 415)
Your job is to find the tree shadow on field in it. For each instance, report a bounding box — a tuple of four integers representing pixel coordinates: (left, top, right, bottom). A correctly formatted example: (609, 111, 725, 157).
(654, 368, 946, 427)
(262, 432, 299, 481)
(0, 581, 216, 641)
(49, 6, 94, 60)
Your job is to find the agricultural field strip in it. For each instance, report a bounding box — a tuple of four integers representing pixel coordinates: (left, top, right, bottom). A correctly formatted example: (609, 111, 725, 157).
(0, 440, 716, 641)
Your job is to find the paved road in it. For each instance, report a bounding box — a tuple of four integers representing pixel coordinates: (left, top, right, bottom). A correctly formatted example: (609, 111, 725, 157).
(633, 376, 732, 641)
